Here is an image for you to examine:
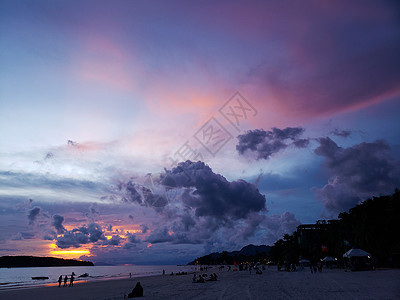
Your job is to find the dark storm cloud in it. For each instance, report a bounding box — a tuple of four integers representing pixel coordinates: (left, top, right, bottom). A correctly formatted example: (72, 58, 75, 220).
(145, 227, 173, 244)
(105, 235, 122, 246)
(236, 127, 307, 160)
(313, 138, 400, 213)
(132, 161, 300, 249)
(27, 207, 40, 225)
(120, 181, 142, 204)
(56, 222, 106, 248)
(145, 225, 202, 245)
(160, 161, 266, 220)
(119, 180, 168, 208)
(52, 214, 65, 234)
(56, 230, 89, 248)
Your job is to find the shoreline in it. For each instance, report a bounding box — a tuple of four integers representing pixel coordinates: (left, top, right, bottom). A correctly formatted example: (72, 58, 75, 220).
(0, 271, 171, 291)
(0, 268, 399, 299)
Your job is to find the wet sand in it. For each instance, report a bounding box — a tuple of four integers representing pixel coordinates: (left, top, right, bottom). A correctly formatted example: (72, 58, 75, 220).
(0, 267, 399, 299)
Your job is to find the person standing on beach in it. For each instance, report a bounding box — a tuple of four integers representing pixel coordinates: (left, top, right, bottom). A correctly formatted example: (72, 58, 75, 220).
(69, 273, 74, 287)
(63, 275, 68, 287)
(58, 275, 62, 287)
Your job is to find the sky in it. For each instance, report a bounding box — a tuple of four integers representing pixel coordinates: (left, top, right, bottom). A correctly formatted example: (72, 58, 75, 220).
(0, 0, 399, 265)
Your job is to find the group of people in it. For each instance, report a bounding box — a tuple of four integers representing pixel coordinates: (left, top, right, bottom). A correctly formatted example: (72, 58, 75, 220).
(58, 272, 75, 287)
(192, 273, 218, 283)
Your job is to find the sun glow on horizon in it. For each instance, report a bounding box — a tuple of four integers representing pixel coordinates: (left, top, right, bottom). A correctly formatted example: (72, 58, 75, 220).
(50, 249, 91, 259)
(48, 243, 91, 259)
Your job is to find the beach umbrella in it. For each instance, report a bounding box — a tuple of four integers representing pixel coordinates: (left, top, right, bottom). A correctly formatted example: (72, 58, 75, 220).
(322, 256, 336, 262)
(343, 248, 371, 258)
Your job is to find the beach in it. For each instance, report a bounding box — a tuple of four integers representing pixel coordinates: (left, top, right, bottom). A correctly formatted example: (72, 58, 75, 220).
(0, 267, 399, 300)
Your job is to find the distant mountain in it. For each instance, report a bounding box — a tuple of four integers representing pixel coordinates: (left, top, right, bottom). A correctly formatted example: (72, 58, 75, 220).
(188, 244, 271, 265)
(0, 256, 94, 268)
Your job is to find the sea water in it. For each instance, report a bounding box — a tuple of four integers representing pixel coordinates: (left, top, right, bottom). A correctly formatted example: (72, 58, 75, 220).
(0, 265, 195, 290)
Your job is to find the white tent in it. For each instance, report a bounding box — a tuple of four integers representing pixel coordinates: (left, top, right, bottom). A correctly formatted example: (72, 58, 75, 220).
(343, 248, 371, 258)
(322, 256, 336, 262)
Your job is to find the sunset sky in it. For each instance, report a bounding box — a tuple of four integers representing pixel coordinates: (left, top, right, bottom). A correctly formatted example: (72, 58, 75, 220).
(1, 0, 399, 265)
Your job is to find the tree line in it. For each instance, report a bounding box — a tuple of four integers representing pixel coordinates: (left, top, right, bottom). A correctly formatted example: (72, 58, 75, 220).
(269, 190, 400, 267)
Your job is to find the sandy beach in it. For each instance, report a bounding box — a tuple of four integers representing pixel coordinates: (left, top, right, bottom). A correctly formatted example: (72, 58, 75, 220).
(0, 267, 399, 300)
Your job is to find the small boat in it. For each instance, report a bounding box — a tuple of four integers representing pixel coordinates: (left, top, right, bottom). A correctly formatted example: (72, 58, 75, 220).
(32, 276, 49, 280)
(78, 273, 89, 278)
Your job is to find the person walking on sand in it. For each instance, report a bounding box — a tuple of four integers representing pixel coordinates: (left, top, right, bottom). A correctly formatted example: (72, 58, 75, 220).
(58, 275, 62, 287)
(63, 275, 68, 287)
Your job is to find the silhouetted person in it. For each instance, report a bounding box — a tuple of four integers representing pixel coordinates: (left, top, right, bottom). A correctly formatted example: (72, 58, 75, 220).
(162, 269, 165, 275)
(58, 275, 62, 287)
(128, 282, 143, 298)
(69, 274, 74, 287)
(130, 272, 132, 278)
(63, 275, 68, 287)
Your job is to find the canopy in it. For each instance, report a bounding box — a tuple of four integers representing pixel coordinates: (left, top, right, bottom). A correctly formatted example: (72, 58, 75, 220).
(322, 256, 336, 262)
(343, 248, 371, 258)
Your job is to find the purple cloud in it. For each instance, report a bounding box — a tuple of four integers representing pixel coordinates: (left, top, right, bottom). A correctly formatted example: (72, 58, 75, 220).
(313, 138, 400, 213)
(237, 127, 307, 160)
(160, 161, 266, 220)
(27, 207, 40, 225)
(52, 214, 65, 234)
(56, 222, 106, 249)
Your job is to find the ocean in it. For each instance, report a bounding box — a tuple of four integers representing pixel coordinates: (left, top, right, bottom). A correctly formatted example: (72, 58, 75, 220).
(0, 265, 195, 290)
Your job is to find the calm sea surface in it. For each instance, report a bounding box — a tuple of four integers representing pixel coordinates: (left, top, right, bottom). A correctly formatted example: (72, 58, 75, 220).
(0, 265, 195, 290)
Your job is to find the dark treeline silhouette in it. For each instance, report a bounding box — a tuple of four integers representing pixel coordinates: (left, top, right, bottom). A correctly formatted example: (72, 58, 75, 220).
(0, 256, 94, 268)
(188, 244, 271, 265)
(270, 190, 400, 267)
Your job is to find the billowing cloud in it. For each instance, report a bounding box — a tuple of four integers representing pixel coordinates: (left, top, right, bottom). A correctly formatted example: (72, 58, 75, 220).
(56, 222, 106, 249)
(120, 161, 301, 250)
(105, 235, 122, 246)
(313, 138, 400, 213)
(160, 161, 266, 220)
(52, 214, 65, 234)
(237, 127, 308, 160)
(119, 181, 167, 208)
(56, 229, 89, 248)
(27, 207, 41, 225)
(145, 227, 173, 244)
(126, 232, 140, 244)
